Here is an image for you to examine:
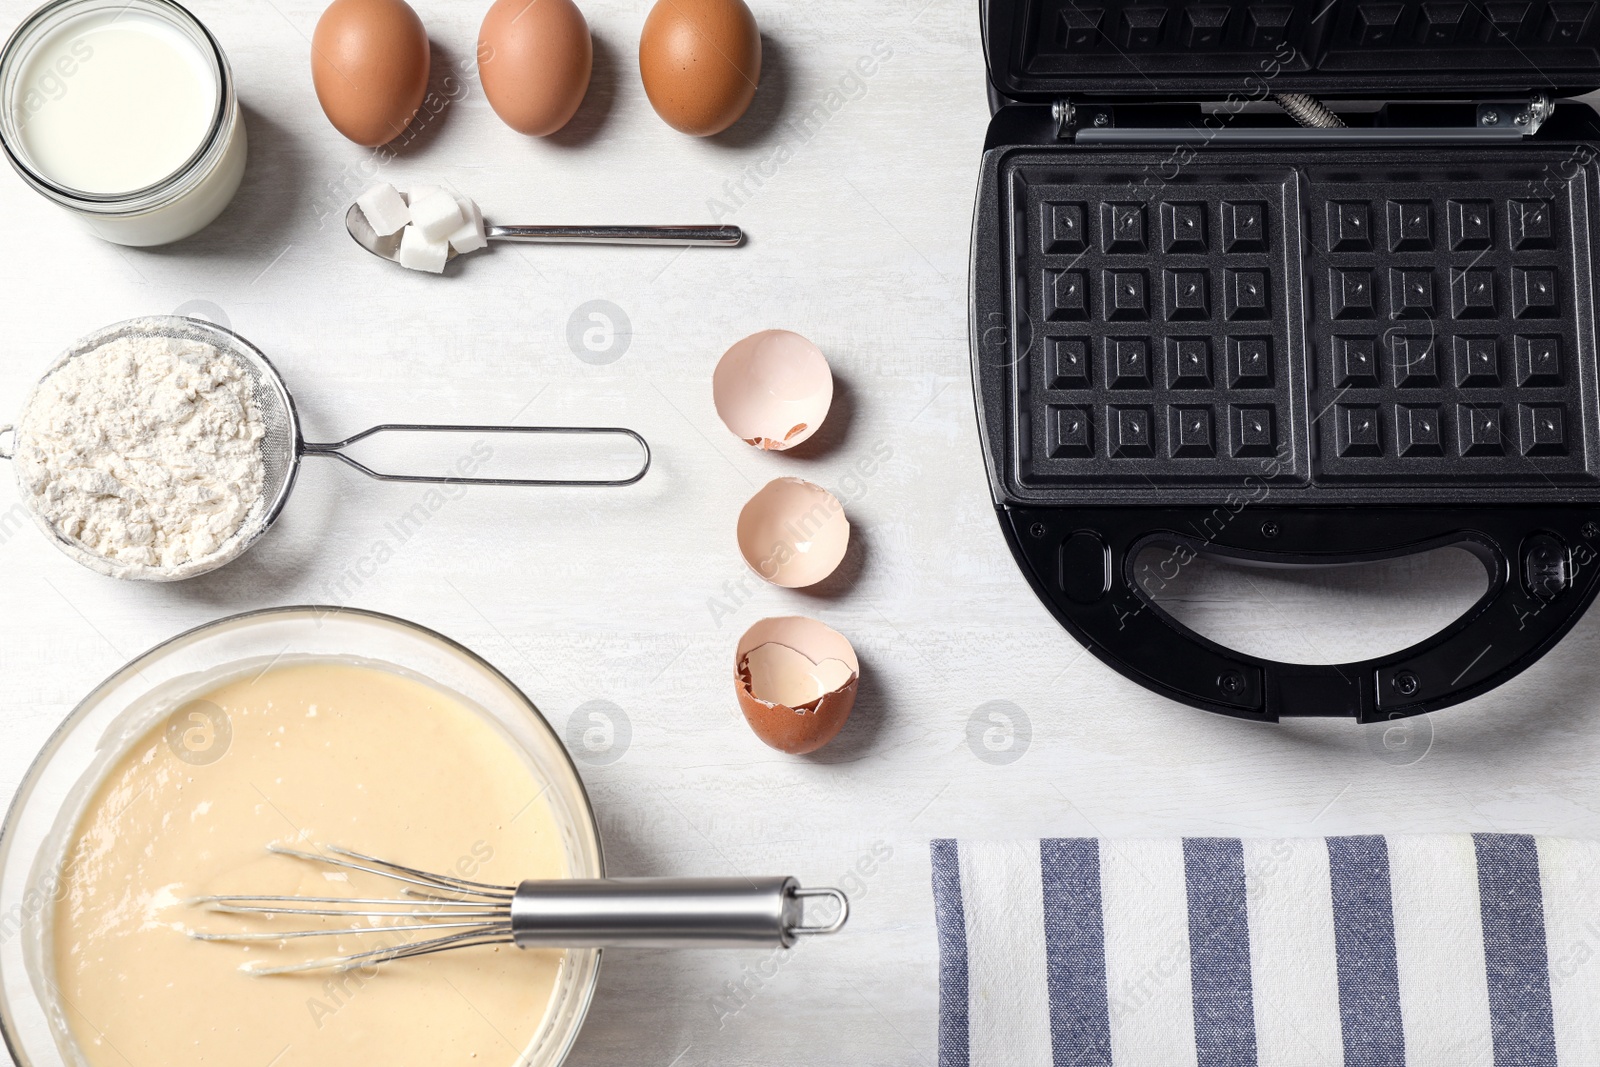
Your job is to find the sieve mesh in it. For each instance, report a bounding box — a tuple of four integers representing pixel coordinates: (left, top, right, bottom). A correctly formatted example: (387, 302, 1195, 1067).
(8, 315, 650, 579)
(10, 315, 302, 581)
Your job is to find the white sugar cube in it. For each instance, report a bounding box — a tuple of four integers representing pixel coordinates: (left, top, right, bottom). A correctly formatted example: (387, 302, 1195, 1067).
(447, 197, 487, 255)
(356, 182, 409, 236)
(408, 188, 464, 242)
(397, 224, 449, 273)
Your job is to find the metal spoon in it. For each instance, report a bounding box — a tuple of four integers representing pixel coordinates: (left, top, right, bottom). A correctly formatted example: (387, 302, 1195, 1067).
(345, 204, 743, 265)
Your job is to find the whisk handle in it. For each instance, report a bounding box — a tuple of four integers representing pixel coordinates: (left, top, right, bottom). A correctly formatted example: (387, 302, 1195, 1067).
(510, 877, 847, 949)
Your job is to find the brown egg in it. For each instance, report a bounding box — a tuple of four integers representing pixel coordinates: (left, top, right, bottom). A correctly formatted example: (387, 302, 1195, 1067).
(736, 617, 859, 754)
(478, 0, 592, 136)
(638, 0, 760, 136)
(311, 0, 430, 147)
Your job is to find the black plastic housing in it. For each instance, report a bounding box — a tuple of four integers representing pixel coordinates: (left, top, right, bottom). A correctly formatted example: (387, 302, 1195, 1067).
(970, 0, 1600, 721)
(983, 0, 1600, 102)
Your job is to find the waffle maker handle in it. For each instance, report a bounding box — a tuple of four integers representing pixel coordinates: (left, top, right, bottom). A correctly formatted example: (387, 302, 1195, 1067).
(1003, 507, 1600, 723)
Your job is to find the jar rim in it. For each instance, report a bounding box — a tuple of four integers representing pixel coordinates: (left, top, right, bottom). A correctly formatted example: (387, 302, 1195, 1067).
(0, 0, 233, 213)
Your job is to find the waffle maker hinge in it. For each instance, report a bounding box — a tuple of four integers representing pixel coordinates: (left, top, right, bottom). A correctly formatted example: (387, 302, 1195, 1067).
(1052, 94, 1553, 144)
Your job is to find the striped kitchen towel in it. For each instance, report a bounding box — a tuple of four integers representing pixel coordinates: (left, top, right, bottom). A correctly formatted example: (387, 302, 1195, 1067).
(931, 835, 1600, 1067)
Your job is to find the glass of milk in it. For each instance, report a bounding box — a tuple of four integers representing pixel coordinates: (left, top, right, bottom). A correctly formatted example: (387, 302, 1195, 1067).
(0, 0, 246, 246)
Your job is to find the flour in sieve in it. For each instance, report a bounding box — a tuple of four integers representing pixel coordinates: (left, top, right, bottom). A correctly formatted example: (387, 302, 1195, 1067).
(16, 333, 266, 576)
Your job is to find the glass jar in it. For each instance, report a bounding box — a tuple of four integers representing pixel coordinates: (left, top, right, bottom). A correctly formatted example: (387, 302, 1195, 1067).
(0, 0, 246, 246)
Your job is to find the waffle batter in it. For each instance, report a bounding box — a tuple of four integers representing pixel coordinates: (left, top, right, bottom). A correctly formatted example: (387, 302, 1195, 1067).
(49, 660, 570, 1067)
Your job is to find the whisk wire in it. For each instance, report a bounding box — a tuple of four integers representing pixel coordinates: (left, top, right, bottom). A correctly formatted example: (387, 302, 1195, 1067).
(246, 927, 516, 976)
(197, 904, 507, 919)
(197, 895, 506, 908)
(188, 845, 521, 973)
(265, 844, 513, 900)
(318, 844, 518, 896)
(192, 921, 512, 942)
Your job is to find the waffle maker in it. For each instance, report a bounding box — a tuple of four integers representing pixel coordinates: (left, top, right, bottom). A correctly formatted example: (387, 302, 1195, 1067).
(970, 0, 1600, 723)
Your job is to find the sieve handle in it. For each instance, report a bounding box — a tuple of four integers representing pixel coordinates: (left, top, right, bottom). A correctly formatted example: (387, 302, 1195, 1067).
(0, 425, 13, 461)
(300, 424, 650, 487)
(509, 877, 849, 949)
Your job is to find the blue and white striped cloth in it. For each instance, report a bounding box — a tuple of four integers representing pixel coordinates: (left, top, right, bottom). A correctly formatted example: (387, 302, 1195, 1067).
(931, 835, 1600, 1067)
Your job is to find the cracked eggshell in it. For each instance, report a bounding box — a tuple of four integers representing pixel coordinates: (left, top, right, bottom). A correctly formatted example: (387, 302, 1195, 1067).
(736, 616, 859, 754)
(736, 477, 849, 588)
(713, 330, 832, 451)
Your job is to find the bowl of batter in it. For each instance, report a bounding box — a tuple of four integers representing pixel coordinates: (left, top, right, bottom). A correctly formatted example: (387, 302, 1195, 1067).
(0, 607, 605, 1067)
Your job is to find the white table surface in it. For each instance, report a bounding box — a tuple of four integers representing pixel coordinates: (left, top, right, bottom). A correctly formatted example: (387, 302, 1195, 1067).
(3, 2, 1600, 1063)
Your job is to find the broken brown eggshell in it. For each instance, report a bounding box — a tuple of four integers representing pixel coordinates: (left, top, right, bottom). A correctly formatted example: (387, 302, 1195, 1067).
(736, 616, 859, 754)
(712, 330, 833, 451)
(736, 477, 850, 588)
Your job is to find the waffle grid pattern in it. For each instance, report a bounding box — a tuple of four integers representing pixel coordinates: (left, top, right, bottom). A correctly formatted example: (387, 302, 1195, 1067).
(1007, 156, 1598, 495)
(1021, 173, 1302, 485)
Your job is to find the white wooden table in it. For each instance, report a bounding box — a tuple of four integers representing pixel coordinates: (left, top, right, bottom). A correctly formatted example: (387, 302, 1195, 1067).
(3, 2, 1599, 1063)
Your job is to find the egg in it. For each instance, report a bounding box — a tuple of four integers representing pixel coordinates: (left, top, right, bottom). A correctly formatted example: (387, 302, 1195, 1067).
(638, 0, 760, 136)
(311, 0, 430, 147)
(713, 330, 833, 451)
(478, 0, 592, 136)
(736, 616, 859, 754)
(737, 477, 850, 588)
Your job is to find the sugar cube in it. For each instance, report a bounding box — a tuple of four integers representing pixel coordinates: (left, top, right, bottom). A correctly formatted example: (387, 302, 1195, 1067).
(447, 197, 487, 255)
(408, 188, 464, 243)
(397, 224, 449, 273)
(355, 182, 409, 237)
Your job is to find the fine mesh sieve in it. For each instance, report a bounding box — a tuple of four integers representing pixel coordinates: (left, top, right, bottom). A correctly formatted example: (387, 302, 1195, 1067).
(0, 316, 650, 581)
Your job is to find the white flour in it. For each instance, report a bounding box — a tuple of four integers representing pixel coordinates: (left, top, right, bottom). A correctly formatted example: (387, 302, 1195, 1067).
(16, 333, 266, 578)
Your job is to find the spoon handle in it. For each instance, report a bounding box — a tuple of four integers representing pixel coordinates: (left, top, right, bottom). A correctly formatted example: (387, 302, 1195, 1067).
(486, 223, 742, 246)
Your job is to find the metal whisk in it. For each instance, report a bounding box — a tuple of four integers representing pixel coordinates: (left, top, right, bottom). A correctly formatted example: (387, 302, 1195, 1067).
(187, 845, 849, 975)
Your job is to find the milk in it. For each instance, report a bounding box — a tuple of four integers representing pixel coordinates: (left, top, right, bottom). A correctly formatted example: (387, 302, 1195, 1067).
(13, 7, 217, 195)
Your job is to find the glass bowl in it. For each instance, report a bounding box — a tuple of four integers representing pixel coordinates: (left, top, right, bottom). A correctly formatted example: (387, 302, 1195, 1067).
(0, 606, 604, 1067)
